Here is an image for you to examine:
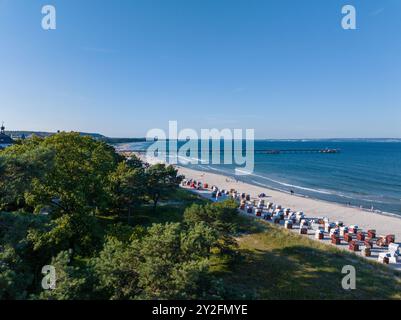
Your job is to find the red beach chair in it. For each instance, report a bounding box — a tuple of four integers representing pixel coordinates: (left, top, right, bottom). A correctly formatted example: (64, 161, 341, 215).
(344, 233, 353, 243)
(386, 234, 395, 244)
(331, 235, 341, 245)
(299, 227, 308, 235)
(356, 232, 365, 241)
(349, 241, 359, 252)
(367, 230, 376, 239)
(364, 239, 373, 249)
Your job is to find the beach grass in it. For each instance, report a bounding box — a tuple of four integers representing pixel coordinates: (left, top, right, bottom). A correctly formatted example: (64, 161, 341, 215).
(214, 218, 401, 300)
(100, 188, 401, 300)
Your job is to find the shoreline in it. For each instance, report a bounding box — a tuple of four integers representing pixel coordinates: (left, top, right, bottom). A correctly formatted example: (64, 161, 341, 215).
(131, 152, 401, 241)
(176, 166, 401, 241)
(185, 165, 401, 221)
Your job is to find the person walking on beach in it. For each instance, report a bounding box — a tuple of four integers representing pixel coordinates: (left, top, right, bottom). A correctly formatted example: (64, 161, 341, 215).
(290, 190, 294, 195)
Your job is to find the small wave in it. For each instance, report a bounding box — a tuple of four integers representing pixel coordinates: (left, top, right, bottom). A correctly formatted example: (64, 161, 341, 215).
(250, 180, 311, 198)
(334, 193, 355, 200)
(206, 165, 228, 173)
(236, 169, 333, 195)
(360, 198, 386, 204)
(176, 155, 208, 164)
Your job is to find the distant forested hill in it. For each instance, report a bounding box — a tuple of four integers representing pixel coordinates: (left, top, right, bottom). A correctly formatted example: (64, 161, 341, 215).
(100, 137, 146, 144)
(6, 131, 145, 143)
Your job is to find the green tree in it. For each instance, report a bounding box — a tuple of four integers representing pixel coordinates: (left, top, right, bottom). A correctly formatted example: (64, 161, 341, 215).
(183, 200, 238, 234)
(38, 251, 94, 300)
(92, 238, 141, 300)
(145, 164, 183, 211)
(126, 154, 146, 169)
(183, 200, 239, 254)
(23, 132, 122, 216)
(27, 211, 103, 257)
(0, 134, 237, 300)
(0, 211, 51, 298)
(109, 162, 146, 223)
(180, 222, 218, 259)
(92, 222, 223, 300)
(0, 245, 33, 300)
(0, 146, 54, 211)
(136, 223, 219, 299)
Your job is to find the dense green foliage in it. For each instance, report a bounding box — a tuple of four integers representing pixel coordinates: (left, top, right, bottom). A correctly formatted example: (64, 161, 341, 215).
(2, 133, 399, 300)
(0, 133, 238, 300)
(183, 200, 239, 254)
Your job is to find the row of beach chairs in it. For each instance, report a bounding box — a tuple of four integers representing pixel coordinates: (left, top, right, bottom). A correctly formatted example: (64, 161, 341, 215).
(181, 179, 400, 265)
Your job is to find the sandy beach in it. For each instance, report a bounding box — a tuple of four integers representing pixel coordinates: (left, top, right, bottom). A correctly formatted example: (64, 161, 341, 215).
(177, 165, 401, 241)
(137, 153, 401, 241)
(177, 165, 401, 270)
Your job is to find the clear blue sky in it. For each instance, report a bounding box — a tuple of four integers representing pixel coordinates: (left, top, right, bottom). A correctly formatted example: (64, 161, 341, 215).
(1, 0, 400, 138)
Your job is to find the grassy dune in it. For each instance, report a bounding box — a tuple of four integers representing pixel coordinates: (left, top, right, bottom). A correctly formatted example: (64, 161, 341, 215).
(216, 219, 401, 300)
(113, 189, 401, 300)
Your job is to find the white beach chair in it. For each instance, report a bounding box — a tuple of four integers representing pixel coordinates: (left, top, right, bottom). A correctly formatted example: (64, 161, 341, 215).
(389, 243, 400, 256)
(340, 226, 349, 237)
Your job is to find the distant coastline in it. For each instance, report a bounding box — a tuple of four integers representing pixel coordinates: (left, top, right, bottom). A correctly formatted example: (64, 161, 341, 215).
(5, 130, 146, 144)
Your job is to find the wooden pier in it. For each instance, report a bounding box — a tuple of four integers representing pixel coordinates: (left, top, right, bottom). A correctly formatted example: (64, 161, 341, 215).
(261, 148, 340, 154)
(120, 148, 340, 155)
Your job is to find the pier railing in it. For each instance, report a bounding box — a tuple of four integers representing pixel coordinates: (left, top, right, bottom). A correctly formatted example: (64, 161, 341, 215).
(119, 148, 340, 154)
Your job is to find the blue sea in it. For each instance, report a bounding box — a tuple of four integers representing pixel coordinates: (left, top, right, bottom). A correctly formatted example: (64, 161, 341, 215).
(117, 140, 401, 216)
